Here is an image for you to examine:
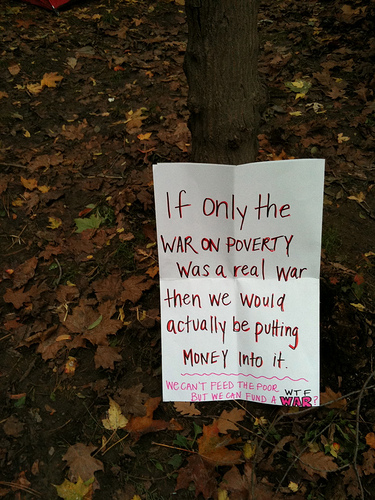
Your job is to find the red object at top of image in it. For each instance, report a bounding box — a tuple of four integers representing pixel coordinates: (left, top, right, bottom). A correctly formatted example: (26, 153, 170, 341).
(21, 0, 75, 11)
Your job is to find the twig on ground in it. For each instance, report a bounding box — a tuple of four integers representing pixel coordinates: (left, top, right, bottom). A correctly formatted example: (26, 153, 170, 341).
(354, 371, 375, 500)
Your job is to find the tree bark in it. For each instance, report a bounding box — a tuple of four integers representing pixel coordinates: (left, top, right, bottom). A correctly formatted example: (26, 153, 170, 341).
(184, 0, 262, 165)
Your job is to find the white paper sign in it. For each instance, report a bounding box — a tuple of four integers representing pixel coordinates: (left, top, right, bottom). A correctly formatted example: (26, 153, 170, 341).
(153, 160, 324, 407)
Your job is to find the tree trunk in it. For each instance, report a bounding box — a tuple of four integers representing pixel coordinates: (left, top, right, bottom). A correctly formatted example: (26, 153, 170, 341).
(184, 0, 262, 165)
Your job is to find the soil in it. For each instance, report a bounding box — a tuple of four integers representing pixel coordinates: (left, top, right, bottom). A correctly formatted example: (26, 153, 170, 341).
(0, 0, 375, 499)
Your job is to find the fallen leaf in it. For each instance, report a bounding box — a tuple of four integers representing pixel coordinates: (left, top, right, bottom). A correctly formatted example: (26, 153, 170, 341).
(27, 83, 44, 94)
(197, 421, 243, 466)
(64, 356, 78, 375)
(0, 91, 9, 99)
(362, 448, 375, 475)
(125, 108, 148, 134)
(126, 397, 168, 438)
(48, 217, 63, 229)
(217, 408, 245, 434)
(174, 402, 201, 416)
(343, 465, 361, 498)
(366, 432, 375, 449)
(55, 476, 94, 500)
(121, 275, 154, 303)
(12, 256, 38, 288)
(299, 451, 338, 478)
(63, 443, 104, 482)
(75, 213, 103, 233)
(66, 57, 78, 69)
(288, 481, 299, 492)
(94, 346, 122, 370)
(337, 132, 350, 143)
(285, 79, 311, 95)
(93, 272, 123, 302)
(20, 176, 38, 191)
(3, 415, 24, 437)
(137, 132, 152, 140)
(3, 287, 31, 308)
(348, 192, 366, 203)
(350, 302, 365, 312)
(114, 384, 149, 417)
(320, 387, 347, 409)
(176, 455, 218, 500)
(243, 441, 256, 460)
(102, 397, 128, 430)
(41, 72, 64, 88)
(8, 63, 21, 76)
(87, 315, 103, 330)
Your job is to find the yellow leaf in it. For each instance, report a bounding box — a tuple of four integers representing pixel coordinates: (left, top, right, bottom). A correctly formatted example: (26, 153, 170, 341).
(254, 416, 267, 426)
(26, 83, 43, 95)
(56, 334, 72, 342)
(48, 217, 62, 229)
(243, 441, 256, 460)
(217, 489, 229, 500)
(295, 92, 306, 100)
(102, 397, 128, 430)
(130, 496, 142, 500)
(292, 80, 305, 88)
(337, 133, 350, 143)
(348, 192, 365, 203)
(289, 111, 302, 116)
(350, 302, 365, 312)
(41, 72, 63, 88)
(288, 481, 299, 492)
(64, 356, 78, 375)
(38, 185, 50, 193)
(67, 281, 76, 287)
(21, 176, 38, 190)
(137, 132, 152, 140)
(23, 129, 31, 138)
(55, 476, 94, 500)
(12, 198, 24, 207)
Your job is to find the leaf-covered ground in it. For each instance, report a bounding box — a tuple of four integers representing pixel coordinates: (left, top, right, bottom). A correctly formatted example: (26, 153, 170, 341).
(1, 0, 375, 498)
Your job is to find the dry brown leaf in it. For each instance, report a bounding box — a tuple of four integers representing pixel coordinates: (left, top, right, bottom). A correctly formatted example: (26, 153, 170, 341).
(299, 451, 338, 478)
(3, 287, 31, 309)
(217, 408, 245, 434)
(197, 421, 243, 466)
(343, 465, 361, 498)
(121, 275, 154, 303)
(12, 256, 38, 288)
(93, 272, 123, 302)
(320, 387, 347, 409)
(114, 384, 149, 417)
(63, 443, 104, 482)
(267, 435, 295, 466)
(3, 415, 24, 437)
(41, 72, 63, 88)
(94, 346, 122, 370)
(174, 402, 201, 416)
(176, 454, 217, 500)
(362, 448, 375, 475)
(8, 63, 21, 76)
